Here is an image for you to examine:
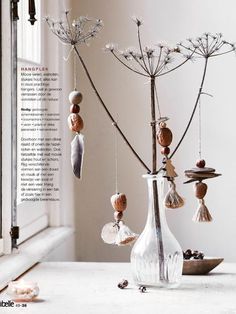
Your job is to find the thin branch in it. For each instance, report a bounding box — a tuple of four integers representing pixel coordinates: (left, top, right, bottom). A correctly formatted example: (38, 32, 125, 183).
(153, 46, 163, 75)
(158, 50, 195, 77)
(74, 46, 151, 172)
(137, 26, 150, 74)
(210, 48, 235, 57)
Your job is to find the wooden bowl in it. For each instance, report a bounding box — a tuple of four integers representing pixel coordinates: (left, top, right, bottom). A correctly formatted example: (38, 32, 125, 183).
(183, 257, 224, 275)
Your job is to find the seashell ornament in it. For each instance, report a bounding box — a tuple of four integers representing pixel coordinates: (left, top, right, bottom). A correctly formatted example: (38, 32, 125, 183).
(115, 221, 138, 246)
(101, 222, 119, 244)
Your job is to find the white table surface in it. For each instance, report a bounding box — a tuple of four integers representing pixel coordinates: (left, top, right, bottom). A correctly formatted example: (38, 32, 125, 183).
(1, 262, 236, 314)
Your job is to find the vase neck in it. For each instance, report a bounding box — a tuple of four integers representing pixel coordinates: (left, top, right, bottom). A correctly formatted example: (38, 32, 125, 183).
(144, 174, 167, 228)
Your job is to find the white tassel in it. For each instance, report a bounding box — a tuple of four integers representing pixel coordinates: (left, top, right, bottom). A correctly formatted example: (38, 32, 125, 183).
(115, 221, 138, 246)
(164, 180, 184, 209)
(192, 199, 213, 222)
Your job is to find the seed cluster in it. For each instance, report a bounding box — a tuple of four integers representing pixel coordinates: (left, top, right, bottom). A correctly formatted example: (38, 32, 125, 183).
(183, 249, 204, 260)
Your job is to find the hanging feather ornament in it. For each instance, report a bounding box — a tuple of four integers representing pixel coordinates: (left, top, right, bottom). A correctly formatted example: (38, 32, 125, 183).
(184, 159, 221, 222)
(68, 89, 84, 179)
(157, 120, 184, 209)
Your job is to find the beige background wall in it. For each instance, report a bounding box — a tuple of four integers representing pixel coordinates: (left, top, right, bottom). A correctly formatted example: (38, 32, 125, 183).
(68, 0, 236, 261)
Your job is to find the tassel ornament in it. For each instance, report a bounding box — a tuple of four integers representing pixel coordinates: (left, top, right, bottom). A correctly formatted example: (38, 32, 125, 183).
(192, 199, 213, 222)
(164, 180, 184, 209)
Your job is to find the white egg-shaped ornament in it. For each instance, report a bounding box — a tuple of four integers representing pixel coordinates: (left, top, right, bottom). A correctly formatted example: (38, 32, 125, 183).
(69, 90, 83, 105)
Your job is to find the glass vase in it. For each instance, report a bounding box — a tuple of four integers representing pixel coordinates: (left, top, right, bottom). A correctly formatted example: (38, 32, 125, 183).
(131, 173, 183, 288)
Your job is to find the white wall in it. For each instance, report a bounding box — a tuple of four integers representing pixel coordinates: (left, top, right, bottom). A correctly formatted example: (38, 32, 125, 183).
(70, 0, 236, 261)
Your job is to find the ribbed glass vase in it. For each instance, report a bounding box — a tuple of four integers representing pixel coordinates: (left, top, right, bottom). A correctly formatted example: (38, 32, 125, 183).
(131, 173, 183, 288)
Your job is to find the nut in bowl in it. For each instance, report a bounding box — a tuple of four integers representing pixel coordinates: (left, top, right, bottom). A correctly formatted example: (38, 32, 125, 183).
(182, 249, 224, 275)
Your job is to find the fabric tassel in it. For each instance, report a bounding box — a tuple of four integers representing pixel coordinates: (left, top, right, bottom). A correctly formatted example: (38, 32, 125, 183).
(192, 199, 213, 222)
(164, 180, 184, 209)
(115, 221, 138, 246)
(71, 133, 84, 179)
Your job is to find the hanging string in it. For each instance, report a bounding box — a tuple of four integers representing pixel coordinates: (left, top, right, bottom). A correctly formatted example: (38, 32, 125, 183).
(198, 96, 202, 159)
(114, 115, 119, 193)
(73, 48, 77, 90)
(154, 81, 162, 119)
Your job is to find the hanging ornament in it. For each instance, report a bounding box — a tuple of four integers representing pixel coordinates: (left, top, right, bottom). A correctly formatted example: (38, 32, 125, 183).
(158, 120, 184, 209)
(184, 159, 221, 222)
(164, 179, 184, 209)
(68, 50, 85, 179)
(101, 121, 138, 246)
(184, 97, 221, 221)
(71, 133, 84, 179)
(158, 121, 178, 178)
(101, 192, 138, 246)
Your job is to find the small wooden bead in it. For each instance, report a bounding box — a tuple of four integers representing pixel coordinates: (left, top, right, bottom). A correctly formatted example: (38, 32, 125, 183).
(69, 90, 83, 105)
(160, 122, 166, 128)
(111, 193, 127, 212)
(196, 159, 206, 168)
(70, 104, 80, 113)
(161, 147, 170, 155)
(68, 113, 84, 132)
(157, 127, 173, 147)
(114, 211, 123, 221)
(194, 182, 208, 199)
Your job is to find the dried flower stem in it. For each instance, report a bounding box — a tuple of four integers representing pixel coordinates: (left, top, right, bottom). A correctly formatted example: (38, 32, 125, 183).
(74, 46, 151, 172)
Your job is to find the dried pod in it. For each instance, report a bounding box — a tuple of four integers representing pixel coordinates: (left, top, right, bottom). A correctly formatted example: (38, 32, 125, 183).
(164, 180, 184, 209)
(69, 90, 83, 105)
(70, 104, 80, 113)
(196, 159, 206, 168)
(111, 193, 127, 212)
(68, 113, 84, 132)
(194, 182, 208, 199)
(157, 127, 173, 147)
(117, 279, 128, 289)
(114, 211, 123, 222)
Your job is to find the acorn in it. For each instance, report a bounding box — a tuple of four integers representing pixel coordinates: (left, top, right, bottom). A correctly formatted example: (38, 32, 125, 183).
(161, 147, 170, 156)
(69, 90, 83, 105)
(114, 211, 123, 222)
(194, 182, 208, 199)
(196, 159, 206, 168)
(111, 193, 127, 212)
(68, 113, 84, 132)
(70, 104, 80, 113)
(157, 123, 173, 147)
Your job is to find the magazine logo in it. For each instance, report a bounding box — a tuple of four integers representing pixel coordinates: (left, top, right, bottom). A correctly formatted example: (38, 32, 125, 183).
(0, 300, 15, 307)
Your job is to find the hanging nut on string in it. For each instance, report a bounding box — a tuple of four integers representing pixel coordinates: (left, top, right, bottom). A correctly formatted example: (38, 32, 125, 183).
(68, 113, 84, 132)
(157, 122, 173, 147)
(111, 193, 127, 212)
